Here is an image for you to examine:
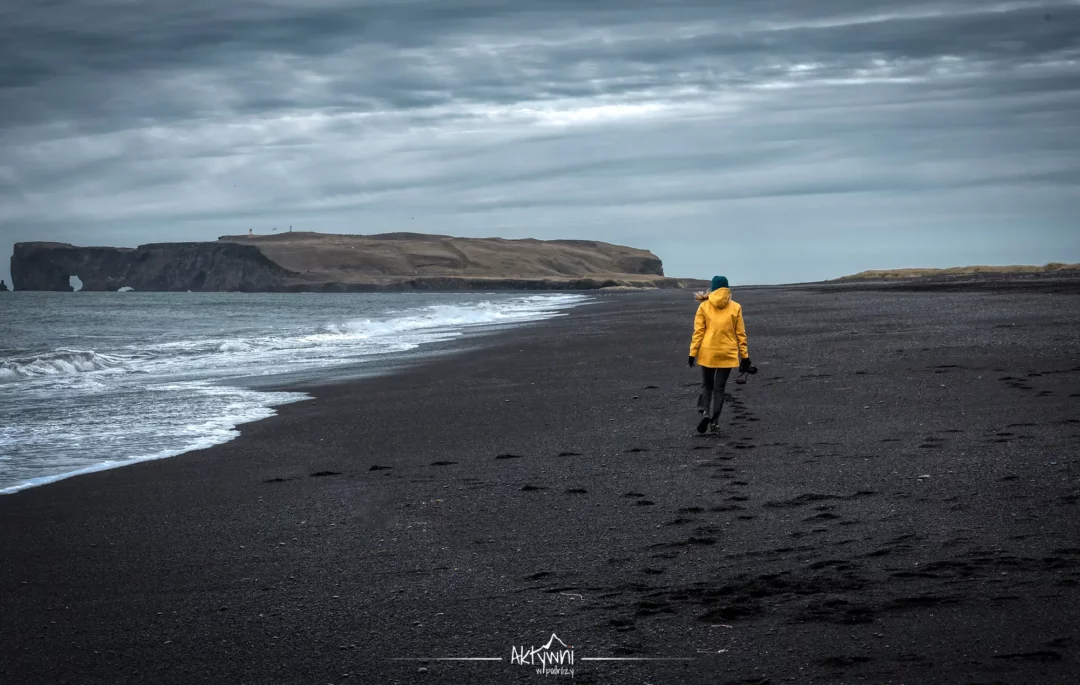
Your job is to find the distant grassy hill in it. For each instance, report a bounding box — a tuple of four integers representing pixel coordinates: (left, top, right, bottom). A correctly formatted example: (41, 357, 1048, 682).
(220, 231, 668, 286)
(11, 231, 693, 292)
(837, 263, 1080, 281)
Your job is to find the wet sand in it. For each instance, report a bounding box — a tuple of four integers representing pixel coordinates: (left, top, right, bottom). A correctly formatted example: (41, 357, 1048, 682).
(2, 286, 1079, 684)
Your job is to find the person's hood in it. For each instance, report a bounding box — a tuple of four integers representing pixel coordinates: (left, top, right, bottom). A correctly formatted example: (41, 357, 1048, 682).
(708, 287, 731, 308)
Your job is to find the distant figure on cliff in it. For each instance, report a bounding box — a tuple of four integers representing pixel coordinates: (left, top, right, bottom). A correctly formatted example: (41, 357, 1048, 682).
(688, 276, 752, 434)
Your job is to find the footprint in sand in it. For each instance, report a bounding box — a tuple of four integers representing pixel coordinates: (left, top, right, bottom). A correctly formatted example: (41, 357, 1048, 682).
(804, 512, 841, 522)
(994, 651, 1062, 662)
(668, 537, 717, 547)
(764, 493, 839, 508)
(820, 656, 873, 668)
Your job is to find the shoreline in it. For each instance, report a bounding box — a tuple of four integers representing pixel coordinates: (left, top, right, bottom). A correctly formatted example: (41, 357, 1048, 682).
(0, 390, 312, 496)
(1, 287, 1078, 684)
(0, 291, 596, 495)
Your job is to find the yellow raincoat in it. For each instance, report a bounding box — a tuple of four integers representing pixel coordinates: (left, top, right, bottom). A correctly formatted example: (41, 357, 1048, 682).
(689, 288, 748, 368)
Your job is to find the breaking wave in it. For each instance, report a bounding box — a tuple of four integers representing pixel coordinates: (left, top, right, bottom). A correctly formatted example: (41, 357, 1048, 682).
(0, 292, 591, 494)
(0, 349, 125, 381)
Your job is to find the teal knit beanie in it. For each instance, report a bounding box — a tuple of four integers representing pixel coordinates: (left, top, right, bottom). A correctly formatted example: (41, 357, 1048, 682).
(711, 276, 729, 291)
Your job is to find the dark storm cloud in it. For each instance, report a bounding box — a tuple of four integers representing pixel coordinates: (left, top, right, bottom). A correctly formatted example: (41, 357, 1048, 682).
(4, 1, 1076, 124)
(1, 0, 1078, 284)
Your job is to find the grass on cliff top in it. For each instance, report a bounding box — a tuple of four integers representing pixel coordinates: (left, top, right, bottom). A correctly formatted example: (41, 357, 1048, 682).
(218, 231, 664, 283)
(839, 262, 1080, 281)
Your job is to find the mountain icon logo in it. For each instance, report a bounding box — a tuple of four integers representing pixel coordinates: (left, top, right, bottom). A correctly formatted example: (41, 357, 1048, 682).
(511, 632, 575, 676)
(541, 634, 571, 650)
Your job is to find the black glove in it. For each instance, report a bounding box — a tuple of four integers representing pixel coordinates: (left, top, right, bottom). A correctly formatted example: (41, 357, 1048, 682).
(739, 357, 752, 373)
(688, 356, 696, 368)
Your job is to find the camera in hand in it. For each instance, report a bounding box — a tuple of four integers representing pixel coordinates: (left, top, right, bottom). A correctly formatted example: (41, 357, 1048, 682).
(736, 358, 758, 384)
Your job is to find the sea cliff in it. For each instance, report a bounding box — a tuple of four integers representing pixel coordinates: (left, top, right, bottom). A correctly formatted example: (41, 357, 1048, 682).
(10, 232, 681, 292)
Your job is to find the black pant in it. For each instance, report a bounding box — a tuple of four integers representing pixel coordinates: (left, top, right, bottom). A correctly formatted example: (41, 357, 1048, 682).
(698, 366, 732, 419)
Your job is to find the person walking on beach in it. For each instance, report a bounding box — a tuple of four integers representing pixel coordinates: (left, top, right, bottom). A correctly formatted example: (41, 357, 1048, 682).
(689, 276, 751, 434)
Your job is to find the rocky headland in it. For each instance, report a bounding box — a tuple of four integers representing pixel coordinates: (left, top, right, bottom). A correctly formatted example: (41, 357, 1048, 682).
(9, 232, 687, 292)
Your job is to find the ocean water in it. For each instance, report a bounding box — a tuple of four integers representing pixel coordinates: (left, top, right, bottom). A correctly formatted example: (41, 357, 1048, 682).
(0, 291, 589, 493)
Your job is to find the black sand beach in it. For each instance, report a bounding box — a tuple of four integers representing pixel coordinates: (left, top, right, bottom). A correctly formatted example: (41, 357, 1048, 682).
(2, 286, 1079, 684)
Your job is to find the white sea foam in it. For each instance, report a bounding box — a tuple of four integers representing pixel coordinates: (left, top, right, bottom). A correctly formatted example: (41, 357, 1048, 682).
(0, 385, 307, 494)
(0, 349, 124, 380)
(2, 294, 588, 384)
(218, 340, 252, 353)
(0, 292, 591, 494)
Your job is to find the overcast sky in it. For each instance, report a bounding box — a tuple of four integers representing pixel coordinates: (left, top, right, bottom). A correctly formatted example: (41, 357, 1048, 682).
(1, 0, 1078, 286)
